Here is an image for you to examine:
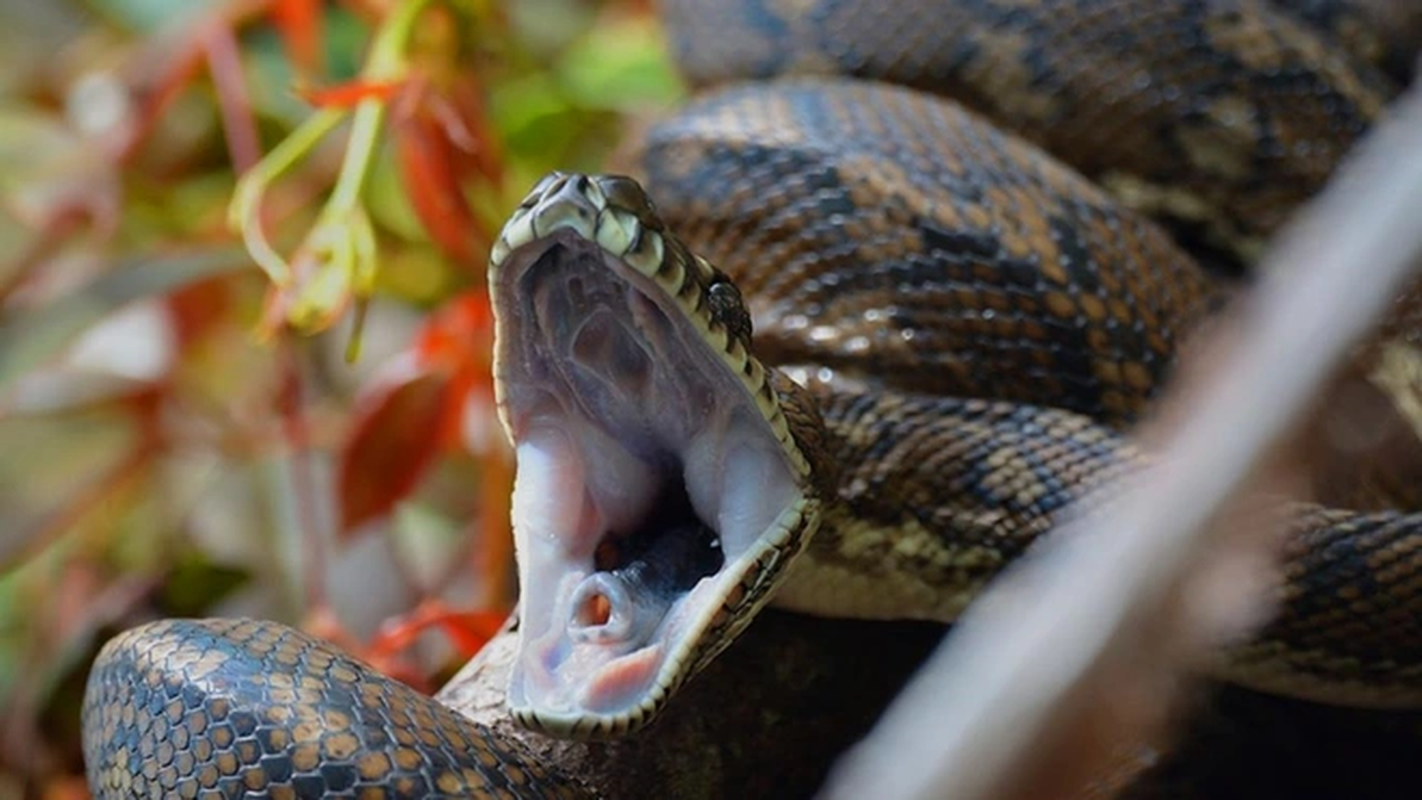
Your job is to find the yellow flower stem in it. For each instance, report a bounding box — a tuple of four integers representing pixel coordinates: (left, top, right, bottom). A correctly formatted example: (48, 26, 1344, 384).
(230, 108, 345, 284)
(231, 0, 442, 289)
(325, 0, 439, 220)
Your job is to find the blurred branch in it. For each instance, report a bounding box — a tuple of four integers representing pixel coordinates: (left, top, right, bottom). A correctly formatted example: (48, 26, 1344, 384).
(110, 0, 278, 165)
(822, 81, 1422, 800)
(0, 212, 89, 308)
(275, 338, 327, 614)
(200, 22, 261, 172)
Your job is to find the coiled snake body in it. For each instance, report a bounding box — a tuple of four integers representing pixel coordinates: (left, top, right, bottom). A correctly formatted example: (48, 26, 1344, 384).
(83, 1, 1422, 796)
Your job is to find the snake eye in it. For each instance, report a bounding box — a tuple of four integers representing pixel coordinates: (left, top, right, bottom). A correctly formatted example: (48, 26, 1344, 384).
(708, 280, 753, 344)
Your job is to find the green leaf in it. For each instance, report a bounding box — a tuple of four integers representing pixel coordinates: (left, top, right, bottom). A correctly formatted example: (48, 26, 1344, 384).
(557, 17, 683, 111)
(158, 552, 251, 616)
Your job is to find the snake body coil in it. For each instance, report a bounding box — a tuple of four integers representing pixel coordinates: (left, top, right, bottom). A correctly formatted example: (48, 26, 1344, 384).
(82, 1, 1422, 796)
(659, 0, 1402, 265)
(82, 619, 582, 798)
(636, 78, 1222, 423)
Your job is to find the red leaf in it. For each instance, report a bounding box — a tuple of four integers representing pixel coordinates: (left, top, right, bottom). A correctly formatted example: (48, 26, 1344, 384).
(337, 354, 459, 535)
(304, 605, 432, 692)
(393, 86, 491, 268)
(369, 599, 506, 661)
(425, 609, 506, 658)
(414, 290, 492, 373)
(166, 276, 231, 349)
(435, 76, 506, 187)
(395, 71, 505, 188)
(471, 438, 516, 607)
(297, 78, 403, 109)
(337, 291, 498, 536)
(270, 0, 324, 75)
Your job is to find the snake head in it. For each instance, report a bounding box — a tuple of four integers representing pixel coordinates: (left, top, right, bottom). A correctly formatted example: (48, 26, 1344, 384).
(489, 172, 821, 738)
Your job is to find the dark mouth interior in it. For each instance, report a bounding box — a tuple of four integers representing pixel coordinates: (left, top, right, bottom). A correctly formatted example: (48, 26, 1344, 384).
(511, 240, 730, 643)
(589, 478, 725, 608)
(568, 473, 725, 641)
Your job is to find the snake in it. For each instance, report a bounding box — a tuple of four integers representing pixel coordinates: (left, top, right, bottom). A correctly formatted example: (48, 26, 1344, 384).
(81, 0, 1422, 797)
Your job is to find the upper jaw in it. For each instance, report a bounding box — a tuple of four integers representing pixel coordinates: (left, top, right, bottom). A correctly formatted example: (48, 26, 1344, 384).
(490, 172, 667, 282)
(488, 173, 808, 737)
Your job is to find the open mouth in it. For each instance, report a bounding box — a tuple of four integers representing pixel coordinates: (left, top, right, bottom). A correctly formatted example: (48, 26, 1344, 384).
(489, 174, 807, 737)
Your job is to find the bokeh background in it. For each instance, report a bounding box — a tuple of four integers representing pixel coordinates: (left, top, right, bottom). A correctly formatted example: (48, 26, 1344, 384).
(0, 1, 677, 795)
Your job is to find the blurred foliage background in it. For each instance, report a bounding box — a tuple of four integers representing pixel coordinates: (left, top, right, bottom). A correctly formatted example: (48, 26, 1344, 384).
(0, 0, 680, 795)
